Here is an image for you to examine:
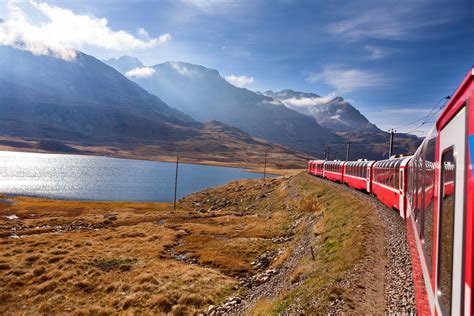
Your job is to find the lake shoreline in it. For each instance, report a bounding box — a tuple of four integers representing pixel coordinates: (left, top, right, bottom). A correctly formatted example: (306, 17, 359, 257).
(0, 151, 295, 202)
(0, 135, 308, 171)
(0, 147, 301, 176)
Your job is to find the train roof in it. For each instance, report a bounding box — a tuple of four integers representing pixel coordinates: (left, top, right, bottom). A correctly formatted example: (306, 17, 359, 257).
(437, 67, 474, 130)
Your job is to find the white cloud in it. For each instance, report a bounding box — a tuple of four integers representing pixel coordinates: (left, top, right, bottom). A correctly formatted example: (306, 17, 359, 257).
(281, 93, 337, 108)
(307, 66, 386, 93)
(327, 4, 455, 42)
(0, 1, 171, 61)
(261, 99, 282, 106)
(169, 61, 191, 76)
(125, 67, 156, 78)
(277, 93, 338, 116)
(137, 27, 149, 39)
(383, 107, 432, 114)
(225, 74, 254, 87)
(181, 0, 243, 14)
(364, 45, 392, 60)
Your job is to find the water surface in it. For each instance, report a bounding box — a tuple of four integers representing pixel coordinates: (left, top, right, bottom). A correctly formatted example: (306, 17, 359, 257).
(0, 151, 267, 202)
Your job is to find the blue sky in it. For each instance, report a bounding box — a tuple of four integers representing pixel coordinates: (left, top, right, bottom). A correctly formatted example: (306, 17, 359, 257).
(1, 0, 473, 135)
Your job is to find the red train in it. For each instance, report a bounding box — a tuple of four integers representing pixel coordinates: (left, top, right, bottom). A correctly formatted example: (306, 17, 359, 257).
(307, 68, 473, 315)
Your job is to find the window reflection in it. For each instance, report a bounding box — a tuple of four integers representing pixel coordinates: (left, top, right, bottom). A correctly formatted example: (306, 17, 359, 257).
(437, 149, 455, 315)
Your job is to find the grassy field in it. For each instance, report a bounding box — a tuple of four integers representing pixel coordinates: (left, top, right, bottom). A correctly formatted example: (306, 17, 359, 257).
(0, 173, 386, 315)
(0, 176, 296, 314)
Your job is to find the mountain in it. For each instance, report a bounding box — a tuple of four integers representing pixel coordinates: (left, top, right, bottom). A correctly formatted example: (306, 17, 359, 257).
(263, 90, 379, 132)
(0, 46, 307, 168)
(104, 55, 144, 74)
(105, 58, 340, 155)
(262, 89, 422, 159)
(0, 46, 197, 141)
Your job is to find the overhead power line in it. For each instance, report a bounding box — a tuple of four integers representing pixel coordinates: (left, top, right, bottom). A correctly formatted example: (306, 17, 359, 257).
(395, 95, 451, 132)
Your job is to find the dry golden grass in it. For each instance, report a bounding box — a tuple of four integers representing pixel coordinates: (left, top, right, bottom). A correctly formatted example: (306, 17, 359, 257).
(0, 173, 385, 315)
(0, 176, 299, 314)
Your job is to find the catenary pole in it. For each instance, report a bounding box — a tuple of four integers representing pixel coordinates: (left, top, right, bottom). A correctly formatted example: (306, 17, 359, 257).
(346, 141, 351, 161)
(388, 129, 396, 158)
(173, 156, 179, 210)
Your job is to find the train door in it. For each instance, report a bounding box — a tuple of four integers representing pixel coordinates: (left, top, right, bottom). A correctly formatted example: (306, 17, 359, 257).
(367, 165, 371, 192)
(400, 168, 405, 218)
(435, 105, 467, 315)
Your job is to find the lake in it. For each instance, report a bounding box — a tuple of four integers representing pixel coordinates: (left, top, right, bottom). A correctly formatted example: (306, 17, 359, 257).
(0, 151, 268, 202)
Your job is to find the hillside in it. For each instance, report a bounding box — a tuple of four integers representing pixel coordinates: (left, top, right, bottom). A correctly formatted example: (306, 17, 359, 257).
(105, 58, 341, 155)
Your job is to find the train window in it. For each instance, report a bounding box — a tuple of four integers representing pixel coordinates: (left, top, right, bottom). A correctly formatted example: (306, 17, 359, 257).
(437, 149, 455, 315)
(414, 155, 422, 232)
(422, 129, 437, 274)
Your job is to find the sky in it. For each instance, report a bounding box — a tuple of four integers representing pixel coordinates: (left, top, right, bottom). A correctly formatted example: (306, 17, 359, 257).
(0, 0, 473, 136)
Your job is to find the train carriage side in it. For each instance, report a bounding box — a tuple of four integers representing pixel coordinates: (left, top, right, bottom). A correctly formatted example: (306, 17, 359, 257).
(371, 157, 410, 218)
(343, 160, 375, 192)
(323, 160, 345, 182)
(314, 160, 325, 177)
(405, 68, 473, 315)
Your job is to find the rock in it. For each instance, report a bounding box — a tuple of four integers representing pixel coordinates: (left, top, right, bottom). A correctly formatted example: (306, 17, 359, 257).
(103, 213, 117, 221)
(207, 305, 216, 314)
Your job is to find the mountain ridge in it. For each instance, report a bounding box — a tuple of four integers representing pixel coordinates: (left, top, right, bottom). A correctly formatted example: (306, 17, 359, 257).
(262, 89, 380, 133)
(104, 57, 341, 155)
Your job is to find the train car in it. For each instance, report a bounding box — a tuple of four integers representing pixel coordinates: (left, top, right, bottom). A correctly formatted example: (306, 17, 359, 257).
(405, 68, 473, 315)
(313, 160, 325, 177)
(343, 160, 375, 193)
(371, 156, 411, 218)
(323, 160, 346, 183)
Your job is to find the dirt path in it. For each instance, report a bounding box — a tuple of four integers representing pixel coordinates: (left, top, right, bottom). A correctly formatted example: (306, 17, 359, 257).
(304, 175, 416, 314)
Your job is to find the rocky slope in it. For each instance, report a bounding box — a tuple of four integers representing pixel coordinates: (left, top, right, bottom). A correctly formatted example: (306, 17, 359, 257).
(263, 89, 379, 133)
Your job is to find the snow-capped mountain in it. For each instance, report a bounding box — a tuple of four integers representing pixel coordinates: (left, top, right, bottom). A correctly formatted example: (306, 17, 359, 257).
(262, 90, 380, 133)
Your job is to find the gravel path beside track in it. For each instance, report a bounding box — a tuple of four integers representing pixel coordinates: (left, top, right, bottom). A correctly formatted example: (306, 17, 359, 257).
(319, 177, 416, 314)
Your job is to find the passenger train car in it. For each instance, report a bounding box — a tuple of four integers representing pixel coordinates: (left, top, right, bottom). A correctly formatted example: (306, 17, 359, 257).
(343, 160, 375, 193)
(306, 68, 473, 315)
